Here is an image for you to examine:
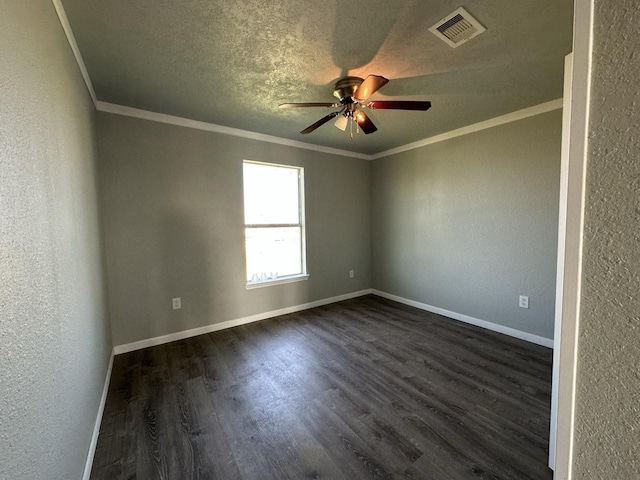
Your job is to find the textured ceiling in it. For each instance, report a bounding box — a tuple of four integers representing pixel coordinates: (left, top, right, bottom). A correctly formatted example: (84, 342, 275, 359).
(60, 0, 573, 155)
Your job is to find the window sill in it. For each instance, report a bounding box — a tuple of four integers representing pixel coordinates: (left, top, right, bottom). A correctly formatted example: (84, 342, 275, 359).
(245, 274, 310, 290)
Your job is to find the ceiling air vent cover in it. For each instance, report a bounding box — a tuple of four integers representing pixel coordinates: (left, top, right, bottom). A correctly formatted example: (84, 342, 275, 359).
(429, 7, 486, 48)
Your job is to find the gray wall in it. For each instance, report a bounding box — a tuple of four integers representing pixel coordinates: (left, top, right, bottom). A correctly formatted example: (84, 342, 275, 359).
(97, 113, 371, 346)
(0, 2, 112, 479)
(372, 110, 562, 340)
(573, 0, 640, 477)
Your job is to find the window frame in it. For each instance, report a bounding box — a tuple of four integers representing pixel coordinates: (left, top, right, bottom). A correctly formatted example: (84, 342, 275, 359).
(242, 160, 309, 289)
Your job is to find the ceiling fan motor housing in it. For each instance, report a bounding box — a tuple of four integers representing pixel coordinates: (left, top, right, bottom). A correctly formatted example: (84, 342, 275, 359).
(333, 76, 364, 104)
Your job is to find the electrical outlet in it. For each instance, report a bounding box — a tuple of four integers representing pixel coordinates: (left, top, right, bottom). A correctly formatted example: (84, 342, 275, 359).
(172, 297, 181, 310)
(349, 269, 354, 279)
(519, 295, 529, 309)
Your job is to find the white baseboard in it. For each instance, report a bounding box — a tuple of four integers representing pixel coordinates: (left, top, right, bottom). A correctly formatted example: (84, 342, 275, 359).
(113, 288, 553, 354)
(113, 289, 373, 354)
(371, 289, 554, 348)
(83, 348, 114, 480)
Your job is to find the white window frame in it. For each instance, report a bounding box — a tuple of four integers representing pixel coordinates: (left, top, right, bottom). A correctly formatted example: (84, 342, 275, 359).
(243, 160, 309, 289)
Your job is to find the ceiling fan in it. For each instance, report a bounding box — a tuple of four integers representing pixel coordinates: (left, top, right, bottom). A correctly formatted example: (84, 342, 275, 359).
(279, 75, 431, 137)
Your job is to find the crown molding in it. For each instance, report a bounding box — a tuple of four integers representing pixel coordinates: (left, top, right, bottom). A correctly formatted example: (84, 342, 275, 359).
(96, 101, 371, 160)
(370, 98, 563, 159)
(97, 99, 562, 161)
(51, 0, 97, 107)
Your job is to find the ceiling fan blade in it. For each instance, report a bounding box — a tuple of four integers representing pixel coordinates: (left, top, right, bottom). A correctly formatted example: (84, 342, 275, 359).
(353, 75, 389, 101)
(300, 111, 341, 134)
(366, 100, 432, 111)
(355, 110, 377, 134)
(279, 102, 340, 108)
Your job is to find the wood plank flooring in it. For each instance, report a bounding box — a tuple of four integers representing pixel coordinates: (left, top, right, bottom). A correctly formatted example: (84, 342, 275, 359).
(91, 295, 553, 479)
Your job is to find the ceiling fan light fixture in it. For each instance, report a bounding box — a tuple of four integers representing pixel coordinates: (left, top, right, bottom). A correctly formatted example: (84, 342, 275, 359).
(334, 114, 348, 131)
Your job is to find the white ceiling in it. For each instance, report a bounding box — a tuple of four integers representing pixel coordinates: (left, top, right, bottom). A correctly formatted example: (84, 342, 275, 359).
(60, 0, 574, 155)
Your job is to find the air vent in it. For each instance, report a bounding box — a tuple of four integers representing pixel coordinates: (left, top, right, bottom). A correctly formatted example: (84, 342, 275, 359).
(429, 7, 486, 48)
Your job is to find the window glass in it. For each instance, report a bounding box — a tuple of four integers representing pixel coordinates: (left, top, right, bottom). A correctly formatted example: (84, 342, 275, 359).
(243, 163, 300, 225)
(243, 161, 306, 284)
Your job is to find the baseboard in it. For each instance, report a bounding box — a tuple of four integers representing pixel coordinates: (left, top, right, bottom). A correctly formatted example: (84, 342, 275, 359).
(82, 348, 114, 480)
(113, 288, 553, 353)
(113, 289, 373, 354)
(371, 290, 554, 348)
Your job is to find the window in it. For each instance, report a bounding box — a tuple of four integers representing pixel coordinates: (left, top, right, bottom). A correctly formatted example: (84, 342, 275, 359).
(243, 161, 307, 288)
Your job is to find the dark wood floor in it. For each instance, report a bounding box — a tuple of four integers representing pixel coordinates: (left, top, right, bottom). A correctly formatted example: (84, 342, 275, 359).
(91, 295, 553, 480)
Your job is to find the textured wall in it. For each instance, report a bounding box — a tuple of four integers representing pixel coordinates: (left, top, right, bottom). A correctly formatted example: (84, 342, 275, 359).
(0, 1, 112, 479)
(371, 111, 562, 340)
(97, 113, 371, 346)
(572, 0, 640, 477)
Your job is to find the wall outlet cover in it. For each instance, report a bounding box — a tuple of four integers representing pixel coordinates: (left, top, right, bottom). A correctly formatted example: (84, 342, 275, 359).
(519, 295, 529, 309)
(172, 297, 181, 310)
